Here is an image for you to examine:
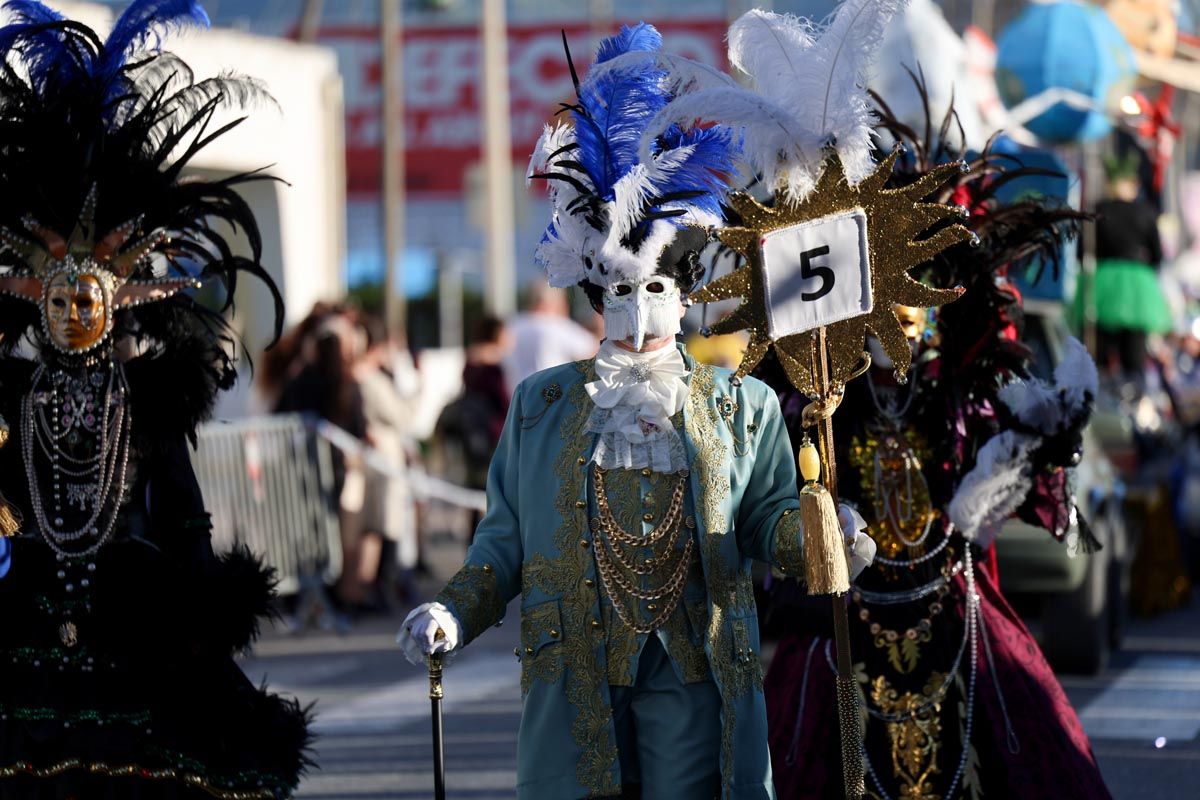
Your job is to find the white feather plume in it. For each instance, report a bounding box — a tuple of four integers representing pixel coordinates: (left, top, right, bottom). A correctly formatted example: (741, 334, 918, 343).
(640, 2, 907, 201)
(1053, 337, 1099, 413)
(948, 431, 1038, 548)
(528, 123, 574, 182)
(998, 336, 1097, 435)
(728, 9, 817, 95)
(950, 337, 1098, 546)
(799, 0, 908, 185)
(608, 164, 658, 245)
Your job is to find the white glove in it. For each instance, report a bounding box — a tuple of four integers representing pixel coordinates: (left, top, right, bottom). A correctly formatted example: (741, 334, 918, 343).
(839, 505, 876, 581)
(397, 602, 463, 666)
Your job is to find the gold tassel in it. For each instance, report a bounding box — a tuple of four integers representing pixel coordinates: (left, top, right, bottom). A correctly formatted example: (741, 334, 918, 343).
(798, 436, 849, 596)
(0, 415, 16, 537)
(0, 496, 17, 538)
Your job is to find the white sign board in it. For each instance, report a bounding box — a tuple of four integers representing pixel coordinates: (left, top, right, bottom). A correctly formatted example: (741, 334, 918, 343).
(761, 209, 873, 339)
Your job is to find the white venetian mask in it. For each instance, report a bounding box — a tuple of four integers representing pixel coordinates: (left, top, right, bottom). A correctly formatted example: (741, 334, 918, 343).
(602, 275, 682, 351)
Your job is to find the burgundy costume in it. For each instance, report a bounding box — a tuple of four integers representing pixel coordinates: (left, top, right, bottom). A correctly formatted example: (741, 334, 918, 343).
(758, 106, 1112, 800)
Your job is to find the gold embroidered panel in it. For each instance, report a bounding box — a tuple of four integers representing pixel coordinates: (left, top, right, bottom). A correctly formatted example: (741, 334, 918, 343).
(774, 508, 805, 575)
(434, 564, 504, 644)
(524, 360, 620, 797)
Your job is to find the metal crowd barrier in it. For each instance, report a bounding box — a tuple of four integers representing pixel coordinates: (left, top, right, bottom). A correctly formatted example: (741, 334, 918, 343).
(192, 413, 345, 630)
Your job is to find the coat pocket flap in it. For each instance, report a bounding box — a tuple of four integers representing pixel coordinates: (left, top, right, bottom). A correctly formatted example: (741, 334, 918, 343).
(521, 599, 563, 655)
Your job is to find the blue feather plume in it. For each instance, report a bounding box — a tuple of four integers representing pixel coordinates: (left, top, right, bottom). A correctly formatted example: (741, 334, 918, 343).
(654, 123, 739, 217)
(97, 0, 210, 85)
(0, 1, 78, 92)
(573, 23, 669, 201)
(595, 22, 661, 64)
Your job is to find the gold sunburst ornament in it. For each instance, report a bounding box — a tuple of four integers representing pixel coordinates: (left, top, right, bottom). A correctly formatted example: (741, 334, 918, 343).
(693, 149, 975, 395)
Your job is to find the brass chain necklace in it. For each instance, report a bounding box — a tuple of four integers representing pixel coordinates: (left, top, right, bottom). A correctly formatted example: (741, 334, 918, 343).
(591, 465, 693, 634)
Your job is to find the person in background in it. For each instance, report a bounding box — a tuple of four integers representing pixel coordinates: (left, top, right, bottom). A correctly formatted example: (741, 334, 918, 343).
(503, 282, 598, 388)
(1073, 153, 1172, 384)
(276, 314, 368, 607)
(438, 316, 512, 541)
(353, 314, 419, 610)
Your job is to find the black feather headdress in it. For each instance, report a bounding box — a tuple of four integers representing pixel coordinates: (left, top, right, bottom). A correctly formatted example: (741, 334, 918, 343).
(0, 0, 282, 370)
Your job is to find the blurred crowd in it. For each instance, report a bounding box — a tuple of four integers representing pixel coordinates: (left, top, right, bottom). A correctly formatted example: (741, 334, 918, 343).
(254, 287, 600, 616)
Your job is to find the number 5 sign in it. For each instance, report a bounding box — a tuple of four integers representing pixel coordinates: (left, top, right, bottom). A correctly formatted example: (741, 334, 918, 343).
(760, 209, 872, 339)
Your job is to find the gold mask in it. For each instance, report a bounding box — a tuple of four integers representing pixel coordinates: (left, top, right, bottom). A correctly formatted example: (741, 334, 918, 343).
(43, 271, 110, 352)
(893, 305, 929, 343)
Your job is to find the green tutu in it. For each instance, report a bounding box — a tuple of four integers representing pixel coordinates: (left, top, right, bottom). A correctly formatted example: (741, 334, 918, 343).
(1071, 259, 1173, 334)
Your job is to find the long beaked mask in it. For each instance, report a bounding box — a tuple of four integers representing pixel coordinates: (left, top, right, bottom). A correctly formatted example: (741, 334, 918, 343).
(0, 187, 196, 355)
(602, 274, 683, 351)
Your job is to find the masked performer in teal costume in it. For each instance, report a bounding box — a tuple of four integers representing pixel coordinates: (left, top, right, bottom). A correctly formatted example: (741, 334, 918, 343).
(0, 2, 309, 797)
(397, 24, 875, 800)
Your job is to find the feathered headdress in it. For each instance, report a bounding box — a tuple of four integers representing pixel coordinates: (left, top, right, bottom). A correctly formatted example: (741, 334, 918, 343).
(639, 2, 906, 202)
(529, 23, 739, 291)
(0, 0, 281, 357)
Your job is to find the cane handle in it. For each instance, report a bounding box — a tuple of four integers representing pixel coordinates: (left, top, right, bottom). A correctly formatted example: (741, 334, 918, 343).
(427, 628, 446, 700)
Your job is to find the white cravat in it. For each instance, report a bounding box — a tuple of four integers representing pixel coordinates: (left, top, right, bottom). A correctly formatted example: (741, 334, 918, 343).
(584, 341, 690, 473)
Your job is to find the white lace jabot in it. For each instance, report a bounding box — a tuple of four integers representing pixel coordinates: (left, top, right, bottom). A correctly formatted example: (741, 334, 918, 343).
(584, 341, 690, 473)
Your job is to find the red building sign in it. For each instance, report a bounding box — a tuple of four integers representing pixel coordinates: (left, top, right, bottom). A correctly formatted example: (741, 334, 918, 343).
(319, 20, 729, 197)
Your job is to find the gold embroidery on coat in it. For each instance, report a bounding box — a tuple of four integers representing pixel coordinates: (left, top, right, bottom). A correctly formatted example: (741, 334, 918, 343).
(434, 564, 504, 644)
(520, 600, 564, 695)
(531, 361, 621, 797)
(685, 364, 755, 798)
(774, 508, 805, 575)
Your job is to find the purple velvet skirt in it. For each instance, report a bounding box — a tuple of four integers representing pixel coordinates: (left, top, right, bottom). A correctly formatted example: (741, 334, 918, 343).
(764, 567, 1112, 799)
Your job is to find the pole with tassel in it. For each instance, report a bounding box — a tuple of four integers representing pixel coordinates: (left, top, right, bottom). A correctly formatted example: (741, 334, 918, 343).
(796, 326, 864, 800)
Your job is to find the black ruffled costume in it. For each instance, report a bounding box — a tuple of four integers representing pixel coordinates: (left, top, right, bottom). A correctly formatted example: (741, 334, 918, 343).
(0, 357, 309, 800)
(0, 1, 307, 797)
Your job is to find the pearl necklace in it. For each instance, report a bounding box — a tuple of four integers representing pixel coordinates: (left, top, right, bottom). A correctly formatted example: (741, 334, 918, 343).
(20, 361, 132, 560)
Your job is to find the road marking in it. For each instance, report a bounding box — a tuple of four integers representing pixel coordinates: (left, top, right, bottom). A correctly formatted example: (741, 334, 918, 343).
(1076, 654, 1200, 741)
(313, 650, 519, 734)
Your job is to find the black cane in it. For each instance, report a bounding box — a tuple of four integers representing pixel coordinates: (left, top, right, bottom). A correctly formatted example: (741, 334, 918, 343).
(428, 628, 446, 800)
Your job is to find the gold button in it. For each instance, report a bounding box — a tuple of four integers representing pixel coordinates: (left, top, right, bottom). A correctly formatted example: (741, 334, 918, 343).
(549, 628, 559, 638)
(591, 619, 601, 629)
(643, 512, 654, 522)
(685, 516, 696, 529)
(641, 467, 652, 477)
(575, 500, 586, 509)
(482, 564, 493, 574)
(647, 603, 658, 612)
(642, 494, 654, 507)
(584, 578, 595, 588)
(513, 646, 520, 658)
(580, 539, 590, 548)
(680, 468, 690, 477)
(577, 456, 587, 465)
(525, 646, 535, 655)
(782, 508, 794, 516)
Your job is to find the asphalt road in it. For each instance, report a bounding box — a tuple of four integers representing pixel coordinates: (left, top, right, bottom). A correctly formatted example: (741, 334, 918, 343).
(241, 583, 1200, 800)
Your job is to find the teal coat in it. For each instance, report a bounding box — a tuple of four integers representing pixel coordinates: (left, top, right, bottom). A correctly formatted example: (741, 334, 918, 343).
(436, 346, 806, 799)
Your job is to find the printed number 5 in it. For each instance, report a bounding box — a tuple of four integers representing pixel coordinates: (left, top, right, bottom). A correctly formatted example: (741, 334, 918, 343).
(800, 246, 835, 302)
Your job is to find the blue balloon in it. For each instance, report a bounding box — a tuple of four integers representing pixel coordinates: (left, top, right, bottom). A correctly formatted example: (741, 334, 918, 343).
(995, 2, 1137, 143)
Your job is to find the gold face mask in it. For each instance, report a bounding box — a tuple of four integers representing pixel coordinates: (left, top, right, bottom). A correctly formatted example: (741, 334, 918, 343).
(893, 305, 928, 343)
(43, 271, 110, 352)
